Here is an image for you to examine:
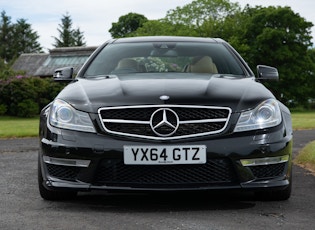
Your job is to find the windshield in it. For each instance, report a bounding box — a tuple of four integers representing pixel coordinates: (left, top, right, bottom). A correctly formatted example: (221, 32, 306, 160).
(82, 42, 245, 78)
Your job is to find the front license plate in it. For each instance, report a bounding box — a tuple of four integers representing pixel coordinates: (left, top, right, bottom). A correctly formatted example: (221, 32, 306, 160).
(124, 145, 206, 165)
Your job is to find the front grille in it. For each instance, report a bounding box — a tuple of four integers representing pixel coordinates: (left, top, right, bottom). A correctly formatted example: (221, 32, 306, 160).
(249, 163, 286, 179)
(93, 159, 237, 188)
(98, 105, 231, 140)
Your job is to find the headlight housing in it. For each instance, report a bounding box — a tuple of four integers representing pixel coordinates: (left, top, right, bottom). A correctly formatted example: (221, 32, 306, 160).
(49, 99, 96, 133)
(234, 99, 282, 132)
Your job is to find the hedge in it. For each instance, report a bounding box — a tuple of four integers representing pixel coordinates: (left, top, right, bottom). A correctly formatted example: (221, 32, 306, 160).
(0, 76, 65, 117)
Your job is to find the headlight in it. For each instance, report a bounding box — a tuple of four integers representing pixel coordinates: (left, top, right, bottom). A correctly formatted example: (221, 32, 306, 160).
(234, 99, 282, 132)
(49, 99, 96, 133)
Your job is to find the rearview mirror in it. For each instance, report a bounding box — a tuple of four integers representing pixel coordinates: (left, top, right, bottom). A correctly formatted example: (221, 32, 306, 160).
(53, 67, 74, 82)
(256, 65, 279, 81)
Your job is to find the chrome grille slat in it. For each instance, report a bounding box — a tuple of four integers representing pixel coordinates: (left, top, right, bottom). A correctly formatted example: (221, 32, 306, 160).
(98, 105, 231, 140)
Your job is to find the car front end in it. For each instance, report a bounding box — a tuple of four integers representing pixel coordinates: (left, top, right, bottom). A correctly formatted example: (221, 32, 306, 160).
(38, 36, 292, 200)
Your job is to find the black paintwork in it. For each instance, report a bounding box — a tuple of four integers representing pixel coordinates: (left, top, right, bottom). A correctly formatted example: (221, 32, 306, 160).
(57, 74, 274, 113)
(38, 36, 293, 199)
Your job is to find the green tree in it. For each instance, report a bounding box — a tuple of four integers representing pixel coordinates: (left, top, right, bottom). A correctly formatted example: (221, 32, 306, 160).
(12, 19, 42, 56)
(133, 19, 196, 37)
(237, 6, 314, 106)
(308, 48, 315, 104)
(53, 13, 86, 47)
(0, 11, 14, 62)
(72, 27, 85, 46)
(0, 11, 42, 63)
(109, 12, 148, 38)
(164, 0, 240, 37)
(133, 0, 240, 38)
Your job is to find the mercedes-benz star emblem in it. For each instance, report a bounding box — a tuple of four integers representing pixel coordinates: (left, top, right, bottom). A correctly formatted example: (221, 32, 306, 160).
(150, 108, 179, 137)
(159, 95, 170, 101)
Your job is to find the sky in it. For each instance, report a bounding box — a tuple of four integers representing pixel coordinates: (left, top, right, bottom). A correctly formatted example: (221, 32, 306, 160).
(1, 0, 315, 52)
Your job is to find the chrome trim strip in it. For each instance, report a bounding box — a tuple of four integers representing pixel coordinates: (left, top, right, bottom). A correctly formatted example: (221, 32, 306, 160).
(179, 118, 228, 124)
(240, 155, 289, 167)
(43, 156, 91, 167)
(102, 119, 227, 124)
(103, 119, 150, 124)
(99, 104, 230, 110)
(98, 104, 232, 140)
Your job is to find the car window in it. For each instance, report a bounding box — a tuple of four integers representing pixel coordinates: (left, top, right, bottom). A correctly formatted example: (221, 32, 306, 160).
(82, 42, 245, 77)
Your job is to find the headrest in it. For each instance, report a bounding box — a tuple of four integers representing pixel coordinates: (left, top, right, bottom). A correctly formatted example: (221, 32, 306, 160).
(116, 58, 138, 69)
(190, 56, 218, 73)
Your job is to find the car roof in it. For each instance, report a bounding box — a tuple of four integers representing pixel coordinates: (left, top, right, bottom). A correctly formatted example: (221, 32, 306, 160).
(108, 36, 225, 44)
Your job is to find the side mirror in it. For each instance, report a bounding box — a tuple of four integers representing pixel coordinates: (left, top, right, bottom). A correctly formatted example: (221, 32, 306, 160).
(53, 67, 74, 82)
(256, 65, 279, 81)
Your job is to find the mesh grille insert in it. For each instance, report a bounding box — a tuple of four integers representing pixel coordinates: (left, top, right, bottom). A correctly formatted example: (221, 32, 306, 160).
(46, 163, 80, 181)
(249, 163, 286, 179)
(93, 158, 238, 188)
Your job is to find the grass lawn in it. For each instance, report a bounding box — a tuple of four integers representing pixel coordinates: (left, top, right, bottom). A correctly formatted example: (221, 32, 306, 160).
(0, 116, 39, 138)
(291, 111, 315, 130)
(294, 141, 315, 175)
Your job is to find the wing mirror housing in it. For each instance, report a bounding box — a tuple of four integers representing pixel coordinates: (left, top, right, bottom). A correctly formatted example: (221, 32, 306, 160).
(256, 65, 279, 81)
(53, 67, 74, 82)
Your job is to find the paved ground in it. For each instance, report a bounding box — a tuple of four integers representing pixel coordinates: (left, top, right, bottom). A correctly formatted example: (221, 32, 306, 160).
(0, 130, 314, 230)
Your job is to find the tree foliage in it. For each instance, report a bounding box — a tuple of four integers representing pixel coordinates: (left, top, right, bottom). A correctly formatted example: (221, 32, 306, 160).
(165, 0, 240, 37)
(52, 13, 86, 47)
(0, 76, 65, 117)
(0, 11, 42, 63)
(234, 6, 314, 106)
(133, 19, 197, 37)
(133, 0, 240, 38)
(0, 11, 13, 62)
(13, 19, 42, 55)
(109, 13, 148, 38)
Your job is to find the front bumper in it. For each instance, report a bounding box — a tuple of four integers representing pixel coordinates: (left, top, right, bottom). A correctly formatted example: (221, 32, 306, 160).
(39, 123, 292, 193)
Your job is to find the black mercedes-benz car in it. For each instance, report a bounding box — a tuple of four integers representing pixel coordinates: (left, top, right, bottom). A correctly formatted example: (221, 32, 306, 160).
(38, 36, 292, 201)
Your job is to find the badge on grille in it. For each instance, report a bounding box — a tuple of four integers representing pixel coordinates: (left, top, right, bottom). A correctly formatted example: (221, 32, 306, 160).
(159, 95, 170, 101)
(150, 108, 179, 137)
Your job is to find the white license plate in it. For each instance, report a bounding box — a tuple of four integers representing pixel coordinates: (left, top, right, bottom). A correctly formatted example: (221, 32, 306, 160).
(124, 145, 206, 165)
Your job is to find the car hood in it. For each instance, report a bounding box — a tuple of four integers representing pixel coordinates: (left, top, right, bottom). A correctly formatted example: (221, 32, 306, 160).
(56, 73, 275, 113)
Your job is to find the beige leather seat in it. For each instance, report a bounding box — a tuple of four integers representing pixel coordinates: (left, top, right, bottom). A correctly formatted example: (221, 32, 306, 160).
(113, 58, 147, 73)
(115, 58, 139, 71)
(186, 56, 218, 74)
